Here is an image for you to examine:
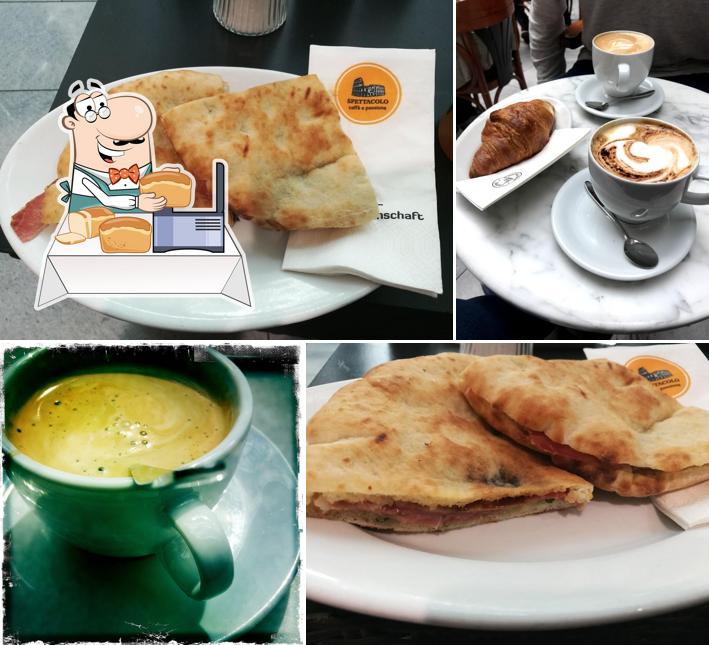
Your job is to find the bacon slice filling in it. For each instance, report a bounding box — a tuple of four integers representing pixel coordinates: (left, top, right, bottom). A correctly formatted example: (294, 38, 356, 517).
(10, 191, 47, 242)
(525, 429, 599, 464)
(321, 492, 569, 529)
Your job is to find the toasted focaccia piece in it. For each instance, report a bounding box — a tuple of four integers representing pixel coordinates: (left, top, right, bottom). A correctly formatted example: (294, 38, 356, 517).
(307, 353, 592, 533)
(460, 355, 709, 497)
(162, 74, 379, 230)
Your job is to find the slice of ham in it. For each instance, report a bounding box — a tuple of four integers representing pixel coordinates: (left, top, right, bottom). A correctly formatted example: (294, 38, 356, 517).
(10, 191, 47, 242)
(328, 493, 568, 530)
(525, 429, 600, 464)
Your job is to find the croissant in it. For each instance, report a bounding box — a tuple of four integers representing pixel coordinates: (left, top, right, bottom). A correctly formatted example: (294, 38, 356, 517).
(469, 100, 555, 178)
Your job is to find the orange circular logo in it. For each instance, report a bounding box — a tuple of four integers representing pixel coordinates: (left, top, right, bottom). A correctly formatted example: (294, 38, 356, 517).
(334, 62, 401, 124)
(625, 355, 690, 398)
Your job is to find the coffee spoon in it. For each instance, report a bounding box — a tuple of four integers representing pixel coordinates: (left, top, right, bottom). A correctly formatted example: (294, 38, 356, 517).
(585, 89, 655, 111)
(584, 181, 659, 269)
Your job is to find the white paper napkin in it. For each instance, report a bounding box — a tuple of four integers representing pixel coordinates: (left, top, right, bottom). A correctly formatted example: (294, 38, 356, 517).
(456, 127, 589, 211)
(584, 343, 709, 529)
(653, 482, 709, 529)
(583, 343, 709, 408)
(282, 45, 442, 297)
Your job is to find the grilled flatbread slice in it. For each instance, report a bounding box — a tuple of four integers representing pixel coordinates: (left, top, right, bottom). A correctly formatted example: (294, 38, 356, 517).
(162, 74, 379, 230)
(14, 71, 225, 241)
(307, 353, 592, 533)
(460, 355, 709, 497)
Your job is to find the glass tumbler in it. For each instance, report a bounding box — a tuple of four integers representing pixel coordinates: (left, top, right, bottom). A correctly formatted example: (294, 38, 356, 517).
(213, 0, 288, 36)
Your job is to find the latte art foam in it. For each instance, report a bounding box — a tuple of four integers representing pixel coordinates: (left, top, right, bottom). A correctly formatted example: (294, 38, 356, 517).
(592, 122, 696, 183)
(594, 31, 653, 55)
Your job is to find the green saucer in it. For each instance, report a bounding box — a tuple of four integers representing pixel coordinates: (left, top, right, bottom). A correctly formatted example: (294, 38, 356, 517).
(4, 427, 299, 642)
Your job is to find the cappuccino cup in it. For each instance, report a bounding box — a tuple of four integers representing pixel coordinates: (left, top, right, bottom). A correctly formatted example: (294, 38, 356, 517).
(588, 117, 709, 223)
(592, 30, 654, 97)
(2, 345, 253, 600)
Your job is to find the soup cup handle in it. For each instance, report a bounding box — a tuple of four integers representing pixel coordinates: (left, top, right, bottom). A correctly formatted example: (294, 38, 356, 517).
(158, 496, 234, 600)
(684, 166, 709, 205)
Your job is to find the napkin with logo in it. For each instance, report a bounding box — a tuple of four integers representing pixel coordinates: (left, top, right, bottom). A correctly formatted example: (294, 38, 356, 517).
(584, 343, 709, 529)
(282, 46, 441, 297)
(457, 127, 589, 211)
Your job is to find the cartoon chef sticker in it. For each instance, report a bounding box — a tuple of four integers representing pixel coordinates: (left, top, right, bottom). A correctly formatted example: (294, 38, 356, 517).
(34, 78, 252, 310)
(60, 78, 166, 214)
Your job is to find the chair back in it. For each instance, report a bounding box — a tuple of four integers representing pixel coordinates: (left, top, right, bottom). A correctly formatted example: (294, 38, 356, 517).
(456, 0, 514, 33)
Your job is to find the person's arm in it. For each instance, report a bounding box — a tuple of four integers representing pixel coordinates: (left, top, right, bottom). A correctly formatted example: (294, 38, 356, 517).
(529, 0, 568, 83)
(82, 177, 137, 210)
(82, 177, 166, 212)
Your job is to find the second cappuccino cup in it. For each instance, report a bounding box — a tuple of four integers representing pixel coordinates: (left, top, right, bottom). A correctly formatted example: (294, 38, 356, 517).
(592, 30, 654, 97)
(588, 117, 709, 224)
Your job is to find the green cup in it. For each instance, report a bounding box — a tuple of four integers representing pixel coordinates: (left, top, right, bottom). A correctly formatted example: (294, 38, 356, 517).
(2, 345, 253, 600)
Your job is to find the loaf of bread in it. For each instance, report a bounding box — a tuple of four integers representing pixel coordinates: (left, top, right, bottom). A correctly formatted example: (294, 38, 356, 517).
(139, 169, 193, 207)
(68, 206, 114, 238)
(99, 217, 152, 253)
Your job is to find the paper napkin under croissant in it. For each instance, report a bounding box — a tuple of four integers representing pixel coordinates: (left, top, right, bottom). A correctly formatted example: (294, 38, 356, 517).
(457, 127, 589, 211)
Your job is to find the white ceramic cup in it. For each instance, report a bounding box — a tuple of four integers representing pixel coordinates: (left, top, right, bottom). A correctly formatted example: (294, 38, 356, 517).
(592, 30, 654, 98)
(2, 346, 253, 600)
(588, 117, 709, 223)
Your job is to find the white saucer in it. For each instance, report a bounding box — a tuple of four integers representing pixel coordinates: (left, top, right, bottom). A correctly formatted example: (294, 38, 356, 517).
(575, 77, 664, 119)
(551, 169, 696, 281)
(3, 427, 299, 642)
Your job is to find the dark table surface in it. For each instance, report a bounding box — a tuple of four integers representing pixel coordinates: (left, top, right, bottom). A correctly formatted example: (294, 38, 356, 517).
(307, 343, 709, 644)
(0, 0, 453, 340)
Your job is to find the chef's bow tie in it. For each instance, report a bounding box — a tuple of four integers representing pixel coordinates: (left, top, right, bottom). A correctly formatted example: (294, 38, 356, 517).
(109, 164, 140, 185)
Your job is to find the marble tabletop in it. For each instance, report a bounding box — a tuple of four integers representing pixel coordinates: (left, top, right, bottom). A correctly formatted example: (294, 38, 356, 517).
(455, 76, 709, 333)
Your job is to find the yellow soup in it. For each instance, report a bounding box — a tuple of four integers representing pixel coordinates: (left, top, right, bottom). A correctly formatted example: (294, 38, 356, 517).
(7, 372, 232, 478)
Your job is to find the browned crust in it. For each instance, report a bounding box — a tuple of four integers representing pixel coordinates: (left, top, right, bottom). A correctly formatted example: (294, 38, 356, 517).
(100, 217, 151, 233)
(82, 206, 114, 219)
(459, 355, 709, 472)
(139, 170, 192, 188)
(463, 386, 709, 497)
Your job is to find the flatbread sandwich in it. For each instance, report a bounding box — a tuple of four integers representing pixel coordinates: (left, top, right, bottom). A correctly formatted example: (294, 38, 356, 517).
(307, 353, 593, 532)
(460, 355, 709, 497)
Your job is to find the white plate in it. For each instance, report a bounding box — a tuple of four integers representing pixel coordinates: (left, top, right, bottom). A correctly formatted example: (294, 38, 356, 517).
(575, 77, 665, 119)
(306, 379, 709, 629)
(0, 66, 377, 333)
(455, 95, 572, 183)
(551, 169, 696, 281)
